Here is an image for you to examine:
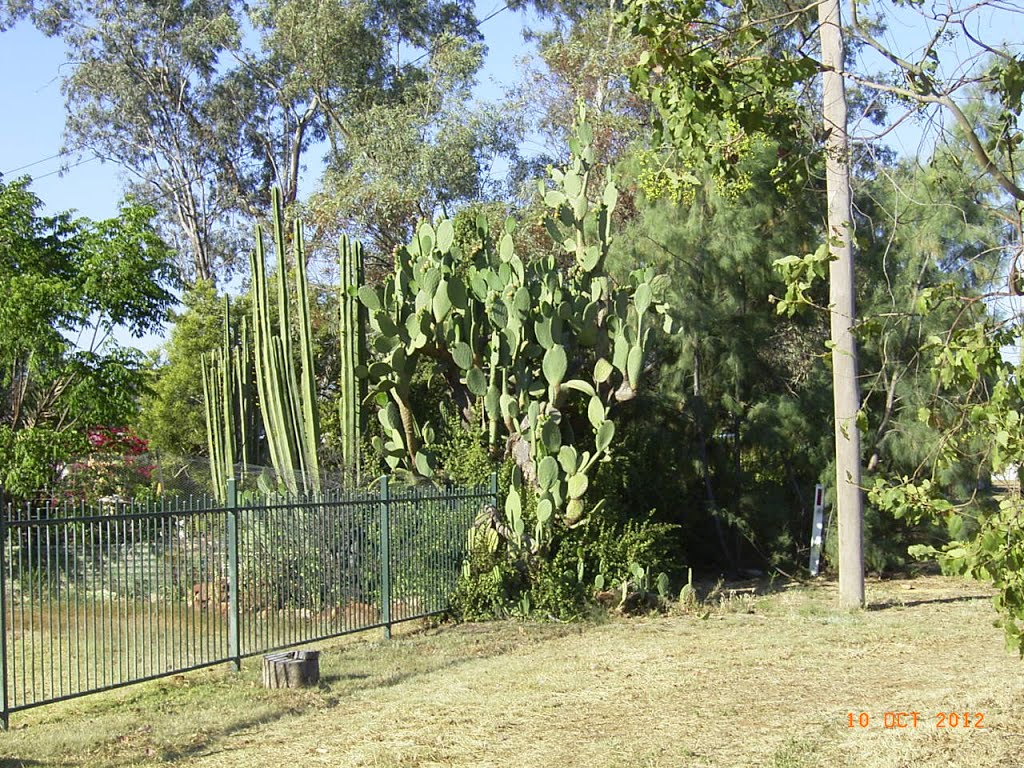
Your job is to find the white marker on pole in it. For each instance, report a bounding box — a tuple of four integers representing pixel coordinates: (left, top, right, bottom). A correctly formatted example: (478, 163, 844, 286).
(809, 484, 825, 577)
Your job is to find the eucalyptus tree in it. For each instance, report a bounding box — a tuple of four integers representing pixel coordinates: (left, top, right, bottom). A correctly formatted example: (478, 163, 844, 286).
(509, 0, 648, 170)
(1, 0, 243, 283)
(4, 0, 482, 284)
(307, 35, 521, 267)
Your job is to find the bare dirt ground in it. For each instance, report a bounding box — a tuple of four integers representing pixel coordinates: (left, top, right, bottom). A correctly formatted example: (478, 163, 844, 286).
(2, 574, 1022, 768)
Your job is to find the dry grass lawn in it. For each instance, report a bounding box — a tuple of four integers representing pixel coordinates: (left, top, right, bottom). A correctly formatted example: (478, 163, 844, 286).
(2, 574, 1022, 768)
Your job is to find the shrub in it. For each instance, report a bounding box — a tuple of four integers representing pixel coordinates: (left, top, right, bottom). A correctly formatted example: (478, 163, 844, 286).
(451, 540, 525, 621)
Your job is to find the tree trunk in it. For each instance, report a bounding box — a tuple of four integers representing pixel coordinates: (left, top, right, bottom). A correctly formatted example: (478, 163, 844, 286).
(262, 650, 320, 688)
(818, 0, 864, 608)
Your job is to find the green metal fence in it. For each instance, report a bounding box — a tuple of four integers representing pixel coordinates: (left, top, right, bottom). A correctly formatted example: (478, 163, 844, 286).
(0, 474, 496, 728)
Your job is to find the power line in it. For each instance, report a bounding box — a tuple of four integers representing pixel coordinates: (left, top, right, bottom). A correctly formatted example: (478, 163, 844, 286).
(30, 154, 100, 181)
(406, 2, 511, 68)
(2, 150, 70, 176)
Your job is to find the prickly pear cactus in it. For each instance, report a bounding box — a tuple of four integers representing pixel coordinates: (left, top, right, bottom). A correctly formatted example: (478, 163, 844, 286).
(360, 107, 671, 540)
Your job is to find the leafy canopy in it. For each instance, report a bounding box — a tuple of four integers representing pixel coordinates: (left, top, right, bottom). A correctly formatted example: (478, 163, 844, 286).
(0, 177, 177, 498)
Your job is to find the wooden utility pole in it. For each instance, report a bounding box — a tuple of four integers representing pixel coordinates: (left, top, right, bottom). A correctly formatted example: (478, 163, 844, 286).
(818, 0, 864, 608)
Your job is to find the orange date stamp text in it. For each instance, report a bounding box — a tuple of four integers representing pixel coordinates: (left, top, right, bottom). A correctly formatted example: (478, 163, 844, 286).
(847, 711, 986, 729)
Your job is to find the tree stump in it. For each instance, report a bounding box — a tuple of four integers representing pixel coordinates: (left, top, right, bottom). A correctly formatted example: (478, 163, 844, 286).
(262, 650, 320, 689)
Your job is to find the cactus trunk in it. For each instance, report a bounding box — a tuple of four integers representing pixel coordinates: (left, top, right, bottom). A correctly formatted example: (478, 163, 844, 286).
(339, 235, 366, 478)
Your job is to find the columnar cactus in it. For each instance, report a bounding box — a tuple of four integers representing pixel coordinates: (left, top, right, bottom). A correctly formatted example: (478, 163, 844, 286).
(203, 193, 368, 496)
(201, 297, 259, 502)
(249, 189, 321, 495)
(338, 235, 366, 477)
(359, 108, 671, 543)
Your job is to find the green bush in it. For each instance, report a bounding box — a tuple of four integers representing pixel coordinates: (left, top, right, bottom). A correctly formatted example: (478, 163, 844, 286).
(451, 540, 525, 621)
(527, 541, 588, 618)
(580, 516, 681, 589)
(435, 406, 495, 486)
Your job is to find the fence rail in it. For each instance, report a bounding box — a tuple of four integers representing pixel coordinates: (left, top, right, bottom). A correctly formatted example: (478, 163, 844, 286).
(0, 474, 497, 727)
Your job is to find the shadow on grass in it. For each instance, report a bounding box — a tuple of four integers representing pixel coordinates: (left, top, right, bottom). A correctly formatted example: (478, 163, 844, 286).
(694, 574, 794, 603)
(319, 671, 370, 685)
(867, 594, 990, 611)
(1, 704, 309, 768)
(158, 623, 579, 764)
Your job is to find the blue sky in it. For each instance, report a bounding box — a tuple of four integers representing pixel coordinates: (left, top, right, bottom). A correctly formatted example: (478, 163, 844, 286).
(0, 22, 122, 219)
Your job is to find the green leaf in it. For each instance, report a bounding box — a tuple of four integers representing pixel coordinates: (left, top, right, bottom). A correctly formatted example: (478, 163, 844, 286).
(357, 285, 381, 310)
(506, 487, 522, 522)
(594, 358, 613, 383)
(374, 312, 398, 337)
(405, 312, 423, 339)
(613, 333, 628, 373)
(596, 420, 615, 452)
(544, 190, 566, 208)
(538, 456, 558, 489)
(414, 451, 433, 477)
(379, 401, 400, 433)
(436, 219, 454, 253)
(535, 317, 554, 349)
(563, 379, 596, 397)
(567, 473, 588, 499)
(558, 446, 578, 475)
(466, 366, 487, 396)
(542, 346, 568, 387)
(537, 498, 553, 523)
(572, 194, 589, 220)
(602, 182, 618, 211)
(447, 276, 468, 310)
(499, 232, 514, 262)
(432, 278, 453, 321)
(500, 392, 519, 421)
(421, 268, 441, 297)
(513, 286, 531, 312)
(418, 224, 434, 255)
(588, 396, 605, 429)
(635, 282, 653, 316)
(452, 341, 474, 370)
(626, 344, 643, 388)
(469, 272, 488, 301)
(566, 497, 585, 523)
(541, 419, 562, 453)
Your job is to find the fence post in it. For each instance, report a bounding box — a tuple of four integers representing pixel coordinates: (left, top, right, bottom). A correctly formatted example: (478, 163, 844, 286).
(0, 502, 8, 731)
(379, 475, 391, 640)
(226, 478, 241, 671)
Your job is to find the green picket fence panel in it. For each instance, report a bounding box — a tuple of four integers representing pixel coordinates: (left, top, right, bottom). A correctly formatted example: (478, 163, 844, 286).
(0, 475, 496, 728)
